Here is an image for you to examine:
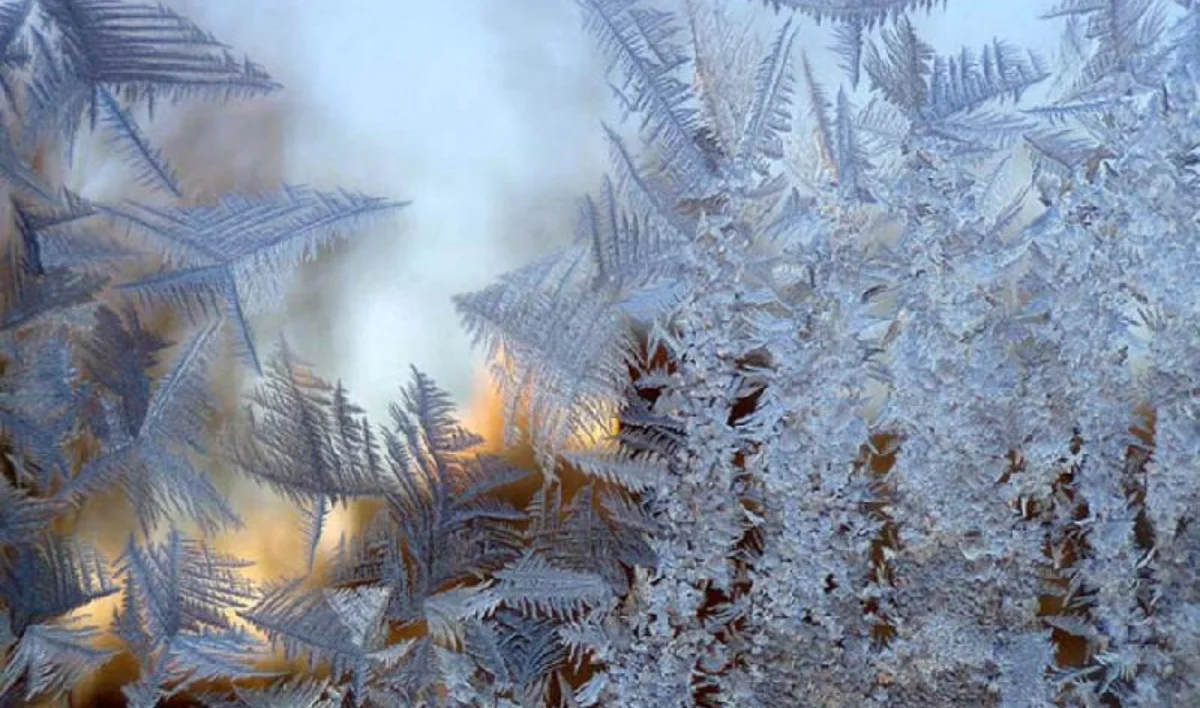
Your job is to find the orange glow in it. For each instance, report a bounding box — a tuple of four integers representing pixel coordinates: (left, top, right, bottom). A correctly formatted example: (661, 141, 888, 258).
(62, 353, 633, 706)
(460, 355, 620, 454)
(461, 361, 507, 452)
(64, 360, 510, 702)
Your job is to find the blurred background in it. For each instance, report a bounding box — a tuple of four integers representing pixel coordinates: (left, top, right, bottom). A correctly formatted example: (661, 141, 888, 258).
(158, 0, 612, 419)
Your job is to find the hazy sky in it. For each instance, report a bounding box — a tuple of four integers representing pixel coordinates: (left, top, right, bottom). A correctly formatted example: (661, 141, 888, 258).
(139, 0, 1065, 417)
(160, 0, 609, 417)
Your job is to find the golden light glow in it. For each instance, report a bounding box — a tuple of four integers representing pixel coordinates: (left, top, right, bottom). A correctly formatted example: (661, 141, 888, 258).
(460, 354, 621, 454)
(62, 353, 625, 706)
(63, 362, 511, 703)
(461, 364, 507, 452)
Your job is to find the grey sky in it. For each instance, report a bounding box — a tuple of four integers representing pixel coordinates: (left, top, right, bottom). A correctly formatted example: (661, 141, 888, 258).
(168, 0, 609, 417)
